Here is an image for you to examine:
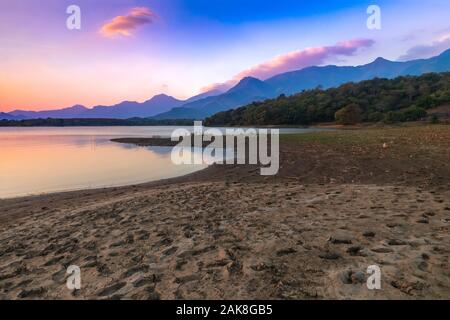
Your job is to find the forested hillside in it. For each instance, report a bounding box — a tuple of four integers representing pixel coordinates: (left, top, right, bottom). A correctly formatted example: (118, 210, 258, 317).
(205, 72, 450, 126)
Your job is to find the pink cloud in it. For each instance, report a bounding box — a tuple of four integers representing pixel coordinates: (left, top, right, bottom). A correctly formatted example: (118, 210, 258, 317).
(399, 34, 450, 61)
(100, 7, 156, 37)
(203, 39, 374, 92)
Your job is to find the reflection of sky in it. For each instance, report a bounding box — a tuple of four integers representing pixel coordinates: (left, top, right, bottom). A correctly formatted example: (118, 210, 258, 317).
(0, 128, 206, 198)
(0, 0, 449, 111)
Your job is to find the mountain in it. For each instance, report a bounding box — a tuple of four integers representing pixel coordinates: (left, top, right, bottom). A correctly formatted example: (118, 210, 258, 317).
(0, 112, 26, 120)
(9, 105, 89, 119)
(153, 48, 450, 119)
(153, 77, 276, 119)
(265, 49, 450, 95)
(7, 95, 183, 120)
(83, 94, 183, 118)
(184, 89, 225, 103)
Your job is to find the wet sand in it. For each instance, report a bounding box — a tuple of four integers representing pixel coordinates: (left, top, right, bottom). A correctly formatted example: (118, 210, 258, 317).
(0, 125, 449, 299)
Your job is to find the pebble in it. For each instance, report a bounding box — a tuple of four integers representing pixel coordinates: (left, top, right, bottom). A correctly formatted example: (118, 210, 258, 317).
(319, 252, 341, 260)
(363, 231, 376, 238)
(328, 237, 352, 244)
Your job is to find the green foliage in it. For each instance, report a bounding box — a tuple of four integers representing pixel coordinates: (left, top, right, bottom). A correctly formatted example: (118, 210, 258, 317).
(335, 104, 362, 125)
(384, 111, 405, 123)
(402, 105, 427, 121)
(383, 106, 427, 123)
(205, 72, 450, 126)
(367, 111, 384, 122)
(430, 114, 440, 124)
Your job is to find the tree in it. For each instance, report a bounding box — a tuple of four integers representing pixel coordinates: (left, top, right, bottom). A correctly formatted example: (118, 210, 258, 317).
(367, 111, 384, 122)
(402, 105, 427, 121)
(335, 104, 362, 125)
(384, 111, 405, 123)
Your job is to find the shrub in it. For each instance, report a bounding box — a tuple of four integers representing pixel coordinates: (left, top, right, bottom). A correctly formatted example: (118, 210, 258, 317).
(402, 105, 427, 121)
(335, 104, 362, 125)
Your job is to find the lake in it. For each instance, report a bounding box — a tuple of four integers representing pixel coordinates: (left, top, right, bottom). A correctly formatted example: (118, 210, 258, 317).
(0, 126, 329, 198)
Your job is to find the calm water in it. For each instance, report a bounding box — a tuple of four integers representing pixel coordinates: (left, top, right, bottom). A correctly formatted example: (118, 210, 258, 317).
(0, 126, 328, 199)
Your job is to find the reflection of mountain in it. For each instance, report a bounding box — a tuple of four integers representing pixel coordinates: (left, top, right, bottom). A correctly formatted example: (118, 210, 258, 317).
(144, 146, 173, 156)
(2, 48, 450, 121)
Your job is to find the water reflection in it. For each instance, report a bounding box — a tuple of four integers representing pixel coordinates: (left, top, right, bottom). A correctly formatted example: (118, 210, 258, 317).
(0, 128, 206, 199)
(0, 126, 331, 198)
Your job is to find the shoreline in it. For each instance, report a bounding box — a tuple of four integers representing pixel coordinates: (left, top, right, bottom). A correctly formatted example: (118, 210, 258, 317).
(0, 124, 449, 299)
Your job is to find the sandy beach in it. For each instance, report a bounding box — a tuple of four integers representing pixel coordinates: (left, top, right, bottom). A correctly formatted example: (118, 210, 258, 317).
(0, 124, 449, 299)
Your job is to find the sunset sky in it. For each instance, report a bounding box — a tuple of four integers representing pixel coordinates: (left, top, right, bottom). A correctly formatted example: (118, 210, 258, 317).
(1, 0, 450, 111)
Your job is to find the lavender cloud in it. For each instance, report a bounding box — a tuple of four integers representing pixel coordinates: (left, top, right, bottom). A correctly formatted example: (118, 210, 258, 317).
(399, 34, 450, 61)
(203, 39, 374, 92)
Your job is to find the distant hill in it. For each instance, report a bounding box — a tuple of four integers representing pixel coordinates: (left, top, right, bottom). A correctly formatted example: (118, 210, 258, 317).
(205, 72, 450, 126)
(82, 94, 184, 118)
(266, 49, 450, 95)
(153, 77, 276, 119)
(9, 105, 89, 119)
(0, 112, 26, 120)
(7, 95, 184, 120)
(1, 88, 223, 120)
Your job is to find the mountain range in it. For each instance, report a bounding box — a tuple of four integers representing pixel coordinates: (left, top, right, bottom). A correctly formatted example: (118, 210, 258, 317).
(2, 48, 450, 120)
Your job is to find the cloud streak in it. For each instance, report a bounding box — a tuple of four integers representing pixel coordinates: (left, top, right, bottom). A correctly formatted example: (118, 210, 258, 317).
(100, 7, 156, 37)
(399, 34, 450, 61)
(202, 39, 374, 92)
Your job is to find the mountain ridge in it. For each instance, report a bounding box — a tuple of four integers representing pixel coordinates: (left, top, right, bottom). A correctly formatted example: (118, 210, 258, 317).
(2, 48, 450, 120)
(154, 48, 450, 119)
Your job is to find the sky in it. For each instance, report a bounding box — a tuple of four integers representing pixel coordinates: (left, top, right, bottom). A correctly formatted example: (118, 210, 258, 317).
(0, 0, 450, 112)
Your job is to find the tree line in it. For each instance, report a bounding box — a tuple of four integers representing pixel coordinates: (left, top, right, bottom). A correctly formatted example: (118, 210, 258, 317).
(205, 72, 450, 126)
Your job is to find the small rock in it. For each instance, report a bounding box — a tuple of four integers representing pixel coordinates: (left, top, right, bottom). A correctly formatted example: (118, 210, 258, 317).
(132, 277, 153, 288)
(276, 248, 297, 256)
(18, 287, 46, 298)
(319, 252, 341, 260)
(162, 246, 178, 256)
(417, 260, 428, 271)
(340, 270, 352, 284)
(340, 270, 366, 284)
(97, 282, 126, 297)
(175, 274, 201, 284)
(347, 246, 363, 256)
(363, 231, 376, 238)
(109, 240, 126, 248)
(328, 237, 352, 244)
(351, 271, 366, 284)
(371, 247, 393, 253)
(386, 223, 400, 228)
(387, 239, 407, 246)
